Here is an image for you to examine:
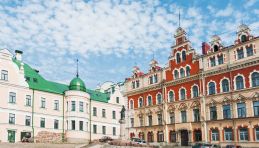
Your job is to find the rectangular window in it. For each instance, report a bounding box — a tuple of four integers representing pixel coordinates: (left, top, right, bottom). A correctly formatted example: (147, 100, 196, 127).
(40, 118, 45, 128)
(132, 81, 135, 89)
(79, 121, 83, 131)
(93, 107, 97, 116)
(102, 109, 106, 118)
(113, 127, 116, 136)
(193, 109, 200, 122)
(158, 114, 162, 125)
(154, 74, 158, 83)
(170, 113, 175, 124)
(157, 131, 164, 142)
(54, 120, 59, 129)
(93, 125, 97, 134)
(86, 103, 89, 113)
(9, 92, 16, 103)
(210, 106, 217, 120)
(71, 120, 75, 130)
(223, 104, 231, 119)
(211, 57, 216, 67)
(224, 128, 233, 141)
(239, 128, 248, 141)
(136, 80, 140, 88)
(181, 111, 187, 123)
(25, 116, 31, 126)
(41, 98, 46, 108)
(237, 49, 244, 60)
(247, 47, 253, 57)
(26, 95, 31, 106)
(211, 130, 219, 141)
(253, 101, 259, 117)
(1, 70, 8, 80)
(218, 55, 224, 65)
(79, 101, 84, 112)
(149, 76, 153, 84)
(54, 100, 59, 110)
(255, 128, 259, 141)
(71, 101, 76, 111)
(116, 97, 119, 103)
(148, 115, 152, 126)
(112, 111, 116, 119)
(9, 113, 15, 124)
(102, 126, 106, 135)
(130, 118, 134, 127)
(237, 103, 246, 118)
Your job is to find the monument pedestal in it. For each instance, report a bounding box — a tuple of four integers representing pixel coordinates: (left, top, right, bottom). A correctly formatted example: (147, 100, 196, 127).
(119, 119, 126, 140)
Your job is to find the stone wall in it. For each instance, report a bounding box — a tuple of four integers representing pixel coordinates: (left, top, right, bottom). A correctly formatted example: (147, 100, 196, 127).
(35, 131, 63, 143)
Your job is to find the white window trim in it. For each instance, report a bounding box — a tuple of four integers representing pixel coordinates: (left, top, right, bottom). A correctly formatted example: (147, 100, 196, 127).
(138, 97, 143, 108)
(179, 87, 187, 100)
(180, 68, 185, 78)
(207, 80, 217, 95)
(173, 68, 179, 79)
(249, 70, 259, 87)
(233, 73, 246, 90)
(156, 92, 162, 104)
(167, 90, 175, 102)
(185, 65, 191, 76)
(146, 94, 152, 106)
(181, 49, 187, 61)
(175, 51, 182, 63)
(220, 77, 230, 93)
(238, 32, 248, 42)
(191, 84, 199, 98)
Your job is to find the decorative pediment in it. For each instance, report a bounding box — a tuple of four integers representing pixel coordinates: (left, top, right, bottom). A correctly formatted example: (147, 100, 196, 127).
(222, 97, 232, 104)
(190, 101, 200, 109)
(178, 103, 188, 111)
(251, 92, 259, 101)
(234, 94, 246, 102)
(207, 99, 218, 106)
(146, 109, 153, 115)
(168, 105, 176, 112)
(156, 106, 163, 113)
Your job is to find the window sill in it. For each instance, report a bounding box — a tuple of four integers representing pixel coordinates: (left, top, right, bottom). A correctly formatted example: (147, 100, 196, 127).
(25, 105, 32, 107)
(8, 102, 16, 104)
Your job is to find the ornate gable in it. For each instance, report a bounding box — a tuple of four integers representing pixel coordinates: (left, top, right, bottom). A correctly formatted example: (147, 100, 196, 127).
(178, 103, 188, 111)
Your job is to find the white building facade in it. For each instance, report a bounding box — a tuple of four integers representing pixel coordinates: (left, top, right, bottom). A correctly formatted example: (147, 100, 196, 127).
(0, 49, 125, 143)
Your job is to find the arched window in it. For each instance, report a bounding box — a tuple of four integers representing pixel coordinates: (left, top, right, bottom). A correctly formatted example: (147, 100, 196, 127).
(147, 96, 152, 106)
(236, 76, 244, 90)
(241, 35, 247, 43)
(208, 82, 216, 95)
(168, 91, 174, 102)
(138, 98, 143, 107)
(252, 72, 259, 87)
(174, 70, 179, 79)
(186, 66, 190, 76)
(157, 93, 162, 104)
(180, 68, 185, 78)
(182, 50, 186, 61)
(176, 53, 181, 63)
(130, 100, 133, 109)
(214, 45, 219, 52)
(221, 79, 229, 92)
(192, 86, 199, 98)
(180, 88, 186, 100)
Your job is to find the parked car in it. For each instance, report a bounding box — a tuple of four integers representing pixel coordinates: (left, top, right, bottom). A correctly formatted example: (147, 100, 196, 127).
(131, 138, 146, 144)
(192, 143, 220, 148)
(226, 145, 242, 148)
(99, 136, 113, 142)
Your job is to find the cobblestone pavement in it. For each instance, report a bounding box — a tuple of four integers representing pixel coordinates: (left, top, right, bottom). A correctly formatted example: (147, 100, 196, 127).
(0, 143, 86, 148)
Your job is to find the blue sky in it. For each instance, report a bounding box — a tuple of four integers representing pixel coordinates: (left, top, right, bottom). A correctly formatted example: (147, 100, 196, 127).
(0, 0, 259, 89)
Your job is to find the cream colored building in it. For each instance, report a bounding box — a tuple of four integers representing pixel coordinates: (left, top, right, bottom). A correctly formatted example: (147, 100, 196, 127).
(0, 49, 125, 143)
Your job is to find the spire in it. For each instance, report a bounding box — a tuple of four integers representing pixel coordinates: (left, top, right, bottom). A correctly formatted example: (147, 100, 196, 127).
(152, 50, 155, 60)
(76, 59, 79, 78)
(178, 9, 181, 27)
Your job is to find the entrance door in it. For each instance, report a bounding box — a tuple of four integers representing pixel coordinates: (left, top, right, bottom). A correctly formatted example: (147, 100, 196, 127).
(180, 130, 188, 146)
(8, 130, 15, 143)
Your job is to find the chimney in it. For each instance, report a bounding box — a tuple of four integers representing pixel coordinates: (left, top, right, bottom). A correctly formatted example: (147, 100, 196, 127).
(202, 42, 210, 55)
(15, 50, 23, 61)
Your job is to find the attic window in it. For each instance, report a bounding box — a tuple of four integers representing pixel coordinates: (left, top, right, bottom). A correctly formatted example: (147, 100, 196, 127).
(213, 45, 219, 52)
(33, 78, 38, 83)
(241, 35, 247, 43)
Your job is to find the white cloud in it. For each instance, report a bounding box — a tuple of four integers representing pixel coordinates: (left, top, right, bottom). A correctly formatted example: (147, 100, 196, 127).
(215, 4, 233, 17)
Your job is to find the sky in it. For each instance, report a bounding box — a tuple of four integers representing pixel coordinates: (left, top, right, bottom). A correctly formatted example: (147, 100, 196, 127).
(0, 0, 259, 89)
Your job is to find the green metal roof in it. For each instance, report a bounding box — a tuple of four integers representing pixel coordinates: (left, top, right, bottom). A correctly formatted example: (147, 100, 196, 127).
(13, 59, 110, 103)
(69, 77, 87, 92)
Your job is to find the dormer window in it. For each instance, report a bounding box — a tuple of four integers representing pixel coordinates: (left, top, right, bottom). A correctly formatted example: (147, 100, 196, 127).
(210, 57, 216, 67)
(176, 53, 181, 63)
(241, 35, 247, 43)
(182, 51, 186, 61)
(149, 74, 158, 85)
(149, 76, 153, 84)
(246, 47, 253, 57)
(213, 45, 219, 52)
(237, 49, 244, 60)
(218, 55, 223, 65)
(154, 74, 158, 83)
(132, 80, 140, 89)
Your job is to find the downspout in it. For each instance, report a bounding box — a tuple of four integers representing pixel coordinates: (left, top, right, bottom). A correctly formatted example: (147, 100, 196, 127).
(62, 95, 65, 142)
(201, 56, 208, 143)
(32, 89, 35, 142)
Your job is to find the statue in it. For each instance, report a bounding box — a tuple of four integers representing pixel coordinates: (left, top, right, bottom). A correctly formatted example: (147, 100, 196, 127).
(120, 105, 126, 120)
